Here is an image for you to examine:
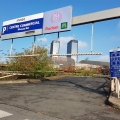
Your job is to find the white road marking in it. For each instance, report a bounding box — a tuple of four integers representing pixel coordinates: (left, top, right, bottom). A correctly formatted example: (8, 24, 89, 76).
(0, 110, 13, 118)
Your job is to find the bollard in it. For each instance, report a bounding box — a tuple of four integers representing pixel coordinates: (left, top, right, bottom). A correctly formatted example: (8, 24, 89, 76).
(111, 77, 120, 98)
(111, 78, 115, 92)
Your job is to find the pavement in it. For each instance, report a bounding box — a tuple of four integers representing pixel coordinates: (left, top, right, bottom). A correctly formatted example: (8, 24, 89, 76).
(0, 76, 120, 120)
(0, 104, 60, 120)
(0, 75, 120, 110)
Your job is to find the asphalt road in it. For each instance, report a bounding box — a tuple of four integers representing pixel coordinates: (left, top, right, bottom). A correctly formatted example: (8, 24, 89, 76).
(0, 76, 120, 120)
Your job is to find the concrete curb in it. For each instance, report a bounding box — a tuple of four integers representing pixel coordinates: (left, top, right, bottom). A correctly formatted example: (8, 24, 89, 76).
(0, 79, 41, 84)
(0, 80, 27, 84)
(0, 75, 69, 84)
(44, 75, 70, 80)
(0, 75, 110, 85)
(108, 96, 120, 109)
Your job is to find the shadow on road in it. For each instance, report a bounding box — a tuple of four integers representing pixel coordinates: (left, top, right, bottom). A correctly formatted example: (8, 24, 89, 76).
(54, 77, 110, 97)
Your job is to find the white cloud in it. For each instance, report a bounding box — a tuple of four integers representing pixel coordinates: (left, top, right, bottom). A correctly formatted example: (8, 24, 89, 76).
(97, 55, 109, 62)
(37, 37, 47, 42)
(59, 36, 74, 45)
(58, 36, 87, 53)
(58, 36, 74, 53)
(78, 41, 87, 48)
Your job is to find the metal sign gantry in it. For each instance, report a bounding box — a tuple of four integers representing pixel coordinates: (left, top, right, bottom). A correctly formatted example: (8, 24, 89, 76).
(1, 7, 120, 57)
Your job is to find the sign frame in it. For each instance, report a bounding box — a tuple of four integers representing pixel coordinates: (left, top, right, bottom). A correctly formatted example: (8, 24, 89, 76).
(1, 13, 44, 40)
(43, 6, 72, 34)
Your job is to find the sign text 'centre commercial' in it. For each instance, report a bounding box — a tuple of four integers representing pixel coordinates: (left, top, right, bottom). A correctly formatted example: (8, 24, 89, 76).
(2, 19, 42, 35)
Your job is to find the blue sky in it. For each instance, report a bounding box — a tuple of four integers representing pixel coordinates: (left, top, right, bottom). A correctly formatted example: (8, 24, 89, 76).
(0, 0, 120, 62)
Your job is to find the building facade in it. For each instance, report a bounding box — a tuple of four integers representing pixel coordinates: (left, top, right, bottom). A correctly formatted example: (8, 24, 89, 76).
(50, 40, 60, 57)
(67, 40, 78, 62)
(49, 57, 75, 69)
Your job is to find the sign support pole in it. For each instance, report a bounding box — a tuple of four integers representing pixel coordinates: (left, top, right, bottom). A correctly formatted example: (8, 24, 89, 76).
(91, 23, 94, 53)
(32, 36, 36, 54)
(10, 39, 13, 56)
(58, 32, 59, 38)
(58, 32, 60, 58)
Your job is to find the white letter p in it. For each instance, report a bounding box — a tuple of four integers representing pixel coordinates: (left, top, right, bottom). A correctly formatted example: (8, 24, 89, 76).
(2, 27, 6, 33)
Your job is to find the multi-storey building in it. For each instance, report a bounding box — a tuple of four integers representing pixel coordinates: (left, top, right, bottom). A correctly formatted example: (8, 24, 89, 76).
(67, 40, 78, 62)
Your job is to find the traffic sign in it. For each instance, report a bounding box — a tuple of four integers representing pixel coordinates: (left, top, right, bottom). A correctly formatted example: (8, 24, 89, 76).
(110, 48, 120, 78)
